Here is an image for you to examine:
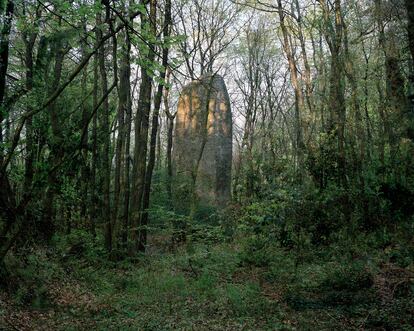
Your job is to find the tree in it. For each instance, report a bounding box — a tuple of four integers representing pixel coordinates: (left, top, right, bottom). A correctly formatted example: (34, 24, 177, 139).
(131, 0, 157, 252)
(140, 0, 172, 246)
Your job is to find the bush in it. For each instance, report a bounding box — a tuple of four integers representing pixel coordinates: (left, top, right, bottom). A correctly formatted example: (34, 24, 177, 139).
(321, 261, 374, 292)
(225, 283, 267, 316)
(4, 248, 61, 308)
(239, 235, 275, 267)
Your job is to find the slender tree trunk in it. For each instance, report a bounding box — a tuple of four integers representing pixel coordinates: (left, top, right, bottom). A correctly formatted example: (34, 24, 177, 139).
(22, 8, 42, 232)
(80, 22, 90, 223)
(89, 52, 99, 237)
(362, 44, 372, 151)
(140, 0, 172, 247)
(374, 0, 402, 150)
(277, 0, 305, 181)
(406, 0, 414, 139)
(0, 174, 19, 262)
(112, 30, 128, 250)
(42, 36, 66, 241)
(0, 0, 14, 162)
(343, 20, 364, 182)
(294, 0, 313, 116)
(405, 0, 414, 64)
(114, 27, 131, 247)
(23, 29, 37, 197)
(164, 69, 174, 203)
(131, 0, 156, 252)
(156, 117, 162, 170)
(320, 0, 346, 186)
(96, 11, 112, 252)
(122, 85, 132, 246)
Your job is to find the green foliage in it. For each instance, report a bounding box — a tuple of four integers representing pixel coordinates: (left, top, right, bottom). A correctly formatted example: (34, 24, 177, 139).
(239, 235, 274, 267)
(225, 283, 266, 316)
(55, 229, 105, 261)
(2, 228, 413, 330)
(320, 261, 374, 293)
(2, 0, 414, 329)
(194, 271, 218, 298)
(4, 249, 62, 308)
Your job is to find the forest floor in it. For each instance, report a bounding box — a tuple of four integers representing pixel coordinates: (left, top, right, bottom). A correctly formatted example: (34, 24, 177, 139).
(0, 231, 413, 331)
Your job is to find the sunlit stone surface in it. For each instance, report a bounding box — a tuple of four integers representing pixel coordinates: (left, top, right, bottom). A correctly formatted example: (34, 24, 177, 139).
(173, 74, 232, 208)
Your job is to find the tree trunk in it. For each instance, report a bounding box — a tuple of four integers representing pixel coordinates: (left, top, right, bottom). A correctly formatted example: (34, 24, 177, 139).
(114, 27, 131, 247)
(80, 22, 90, 223)
(406, 0, 414, 64)
(294, 0, 313, 116)
(164, 69, 174, 203)
(96, 11, 112, 252)
(131, 0, 156, 252)
(0, 0, 14, 162)
(405, 0, 414, 139)
(22, 26, 37, 198)
(89, 51, 99, 237)
(320, 0, 346, 186)
(41, 36, 66, 241)
(156, 116, 162, 170)
(140, 0, 172, 247)
(277, 0, 305, 181)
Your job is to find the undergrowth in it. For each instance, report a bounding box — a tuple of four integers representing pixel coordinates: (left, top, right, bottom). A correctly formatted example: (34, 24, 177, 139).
(1, 223, 413, 330)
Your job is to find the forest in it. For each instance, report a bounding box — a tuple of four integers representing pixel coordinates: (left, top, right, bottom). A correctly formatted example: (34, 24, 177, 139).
(0, 0, 413, 329)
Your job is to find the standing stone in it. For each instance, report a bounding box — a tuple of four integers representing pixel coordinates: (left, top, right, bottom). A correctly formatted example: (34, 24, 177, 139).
(173, 74, 232, 209)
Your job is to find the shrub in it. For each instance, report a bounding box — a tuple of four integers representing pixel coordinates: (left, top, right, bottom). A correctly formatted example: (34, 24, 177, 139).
(4, 249, 61, 308)
(321, 261, 373, 292)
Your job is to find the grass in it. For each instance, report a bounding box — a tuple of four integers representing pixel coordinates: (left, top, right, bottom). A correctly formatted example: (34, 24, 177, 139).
(1, 230, 413, 330)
